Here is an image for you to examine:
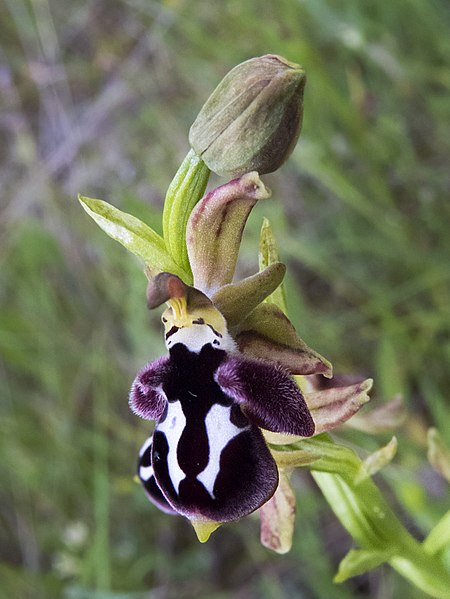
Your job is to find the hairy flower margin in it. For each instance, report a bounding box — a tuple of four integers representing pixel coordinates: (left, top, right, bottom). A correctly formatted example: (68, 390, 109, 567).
(79, 55, 450, 598)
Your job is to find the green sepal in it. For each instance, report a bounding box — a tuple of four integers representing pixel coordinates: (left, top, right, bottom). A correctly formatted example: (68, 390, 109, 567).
(162, 149, 210, 274)
(334, 548, 394, 583)
(78, 194, 189, 280)
(212, 262, 286, 327)
(269, 434, 361, 479)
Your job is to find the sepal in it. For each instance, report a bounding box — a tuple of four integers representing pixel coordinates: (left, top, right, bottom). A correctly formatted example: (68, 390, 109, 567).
(186, 172, 271, 295)
(345, 394, 406, 434)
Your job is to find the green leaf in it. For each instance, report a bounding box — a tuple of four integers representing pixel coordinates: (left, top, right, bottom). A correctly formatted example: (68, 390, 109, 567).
(423, 510, 450, 556)
(162, 149, 210, 274)
(334, 548, 393, 582)
(355, 436, 397, 483)
(78, 195, 189, 280)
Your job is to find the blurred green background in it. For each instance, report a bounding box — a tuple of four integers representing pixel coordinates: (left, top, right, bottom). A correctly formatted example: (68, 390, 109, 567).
(1, 0, 449, 597)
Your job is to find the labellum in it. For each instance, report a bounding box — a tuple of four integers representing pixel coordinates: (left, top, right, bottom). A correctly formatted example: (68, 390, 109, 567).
(129, 273, 315, 533)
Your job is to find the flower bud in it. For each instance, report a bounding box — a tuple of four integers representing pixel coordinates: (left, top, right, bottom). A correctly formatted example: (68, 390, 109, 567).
(189, 54, 306, 177)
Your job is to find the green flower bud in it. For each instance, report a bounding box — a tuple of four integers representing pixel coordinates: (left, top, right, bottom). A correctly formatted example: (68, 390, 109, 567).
(189, 54, 306, 177)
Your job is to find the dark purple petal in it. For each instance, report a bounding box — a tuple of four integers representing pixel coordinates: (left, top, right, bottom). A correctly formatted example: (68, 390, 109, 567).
(129, 356, 170, 420)
(215, 355, 315, 437)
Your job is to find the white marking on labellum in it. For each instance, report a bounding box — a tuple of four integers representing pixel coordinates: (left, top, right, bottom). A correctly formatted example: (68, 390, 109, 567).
(139, 464, 153, 481)
(139, 435, 152, 458)
(165, 325, 236, 353)
(156, 401, 186, 494)
(196, 403, 248, 498)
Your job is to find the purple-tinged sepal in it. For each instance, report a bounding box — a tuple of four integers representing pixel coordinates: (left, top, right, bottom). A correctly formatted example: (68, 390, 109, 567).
(186, 172, 271, 296)
(235, 303, 332, 377)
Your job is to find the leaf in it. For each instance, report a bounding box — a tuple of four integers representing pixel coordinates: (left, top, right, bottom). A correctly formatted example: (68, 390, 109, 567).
(162, 149, 210, 273)
(423, 510, 450, 555)
(334, 548, 394, 582)
(355, 436, 397, 483)
(78, 195, 189, 280)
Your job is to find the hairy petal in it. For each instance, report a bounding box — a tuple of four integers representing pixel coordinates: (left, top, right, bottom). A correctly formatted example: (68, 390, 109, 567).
(307, 379, 373, 433)
(186, 172, 271, 295)
(216, 354, 315, 436)
(129, 356, 170, 420)
(235, 303, 332, 377)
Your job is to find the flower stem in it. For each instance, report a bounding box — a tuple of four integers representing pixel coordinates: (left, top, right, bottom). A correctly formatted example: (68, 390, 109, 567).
(309, 435, 450, 598)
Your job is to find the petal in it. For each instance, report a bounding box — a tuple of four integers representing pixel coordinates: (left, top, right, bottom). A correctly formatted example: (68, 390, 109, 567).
(235, 303, 332, 377)
(260, 470, 296, 554)
(212, 262, 286, 327)
(137, 434, 178, 515)
(216, 354, 315, 436)
(186, 172, 271, 295)
(129, 356, 170, 420)
(306, 378, 373, 433)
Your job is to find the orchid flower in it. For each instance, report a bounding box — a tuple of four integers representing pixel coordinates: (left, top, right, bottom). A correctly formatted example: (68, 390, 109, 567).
(127, 172, 372, 541)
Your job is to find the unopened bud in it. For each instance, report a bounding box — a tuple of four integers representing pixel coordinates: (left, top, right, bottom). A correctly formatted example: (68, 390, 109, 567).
(189, 54, 306, 177)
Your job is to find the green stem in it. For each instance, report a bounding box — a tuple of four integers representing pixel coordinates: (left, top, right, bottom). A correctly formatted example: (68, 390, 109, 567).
(308, 436, 450, 598)
(162, 149, 210, 278)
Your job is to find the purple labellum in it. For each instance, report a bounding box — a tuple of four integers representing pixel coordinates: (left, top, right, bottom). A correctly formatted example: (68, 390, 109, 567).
(131, 340, 314, 523)
(130, 272, 314, 523)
